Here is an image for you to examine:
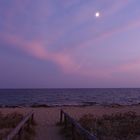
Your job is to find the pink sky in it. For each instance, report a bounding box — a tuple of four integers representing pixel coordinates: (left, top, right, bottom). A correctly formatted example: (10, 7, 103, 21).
(0, 0, 140, 88)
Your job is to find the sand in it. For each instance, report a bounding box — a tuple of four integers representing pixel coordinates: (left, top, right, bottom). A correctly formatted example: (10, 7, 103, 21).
(0, 105, 140, 140)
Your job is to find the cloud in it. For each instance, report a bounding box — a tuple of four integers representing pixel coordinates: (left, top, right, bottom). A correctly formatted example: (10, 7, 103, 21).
(74, 18, 140, 49)
(59, 0, 81, 8)
(50, 0, 131, 32)
(1, 0, 134, 50)
(103, 0, 132, 17)
(1, 32, 114, 79)
(1, 0, 54, 35)
(1, 31, 140, 83)
(42, 0, 134, 52)
(115, 60, 140, 73)
(0, 33, 80, 73)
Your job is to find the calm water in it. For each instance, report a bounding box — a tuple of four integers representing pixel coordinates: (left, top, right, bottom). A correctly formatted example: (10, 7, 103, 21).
(0, 88, 140, 106)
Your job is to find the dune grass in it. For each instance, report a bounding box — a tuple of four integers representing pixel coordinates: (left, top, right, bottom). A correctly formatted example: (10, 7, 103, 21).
(0, 112, 23, 139)
(0, 112, 36, 140)
(79, 111, 140, 140)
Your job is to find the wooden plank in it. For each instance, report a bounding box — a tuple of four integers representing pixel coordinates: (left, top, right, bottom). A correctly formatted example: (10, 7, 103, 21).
(61, 110, 97, 140)
(4, 111, 34, 140)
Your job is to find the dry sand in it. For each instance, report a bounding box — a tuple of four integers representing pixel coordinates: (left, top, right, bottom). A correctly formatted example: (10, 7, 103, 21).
(0, 105, 140, 140)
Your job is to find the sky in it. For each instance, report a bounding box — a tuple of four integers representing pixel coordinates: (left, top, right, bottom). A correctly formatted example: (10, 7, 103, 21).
(0, 0, 140, 88)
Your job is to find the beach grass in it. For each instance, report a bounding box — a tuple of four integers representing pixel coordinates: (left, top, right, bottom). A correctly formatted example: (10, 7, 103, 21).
(0, 112, 23, 139)
(79, 111, 140, 140)
(0, 111, 36, 140)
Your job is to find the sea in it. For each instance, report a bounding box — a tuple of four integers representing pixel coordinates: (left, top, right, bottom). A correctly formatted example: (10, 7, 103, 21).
(0, 88, 140, 107)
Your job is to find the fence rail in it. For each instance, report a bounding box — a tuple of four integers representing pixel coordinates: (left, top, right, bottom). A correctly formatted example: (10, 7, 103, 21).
(60, 109, 97, 140)
(4, 111, 34, 140)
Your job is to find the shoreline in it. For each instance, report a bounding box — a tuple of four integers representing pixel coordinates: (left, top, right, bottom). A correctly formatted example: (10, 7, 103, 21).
(0, 102, 140, 108)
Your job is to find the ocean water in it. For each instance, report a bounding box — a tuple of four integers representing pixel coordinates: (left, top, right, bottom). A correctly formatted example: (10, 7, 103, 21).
(0, 88, 140, 106)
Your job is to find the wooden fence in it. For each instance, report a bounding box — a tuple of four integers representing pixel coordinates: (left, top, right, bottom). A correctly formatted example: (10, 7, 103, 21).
(3, 111, 34, 140)
(60, 109, 97, 140)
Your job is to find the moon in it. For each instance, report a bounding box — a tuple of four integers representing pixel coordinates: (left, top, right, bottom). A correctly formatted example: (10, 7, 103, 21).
(95, 12, 100, 18)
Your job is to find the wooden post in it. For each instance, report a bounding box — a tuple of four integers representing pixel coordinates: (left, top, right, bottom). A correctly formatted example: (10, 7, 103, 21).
(64, 115, 67, 129)
(84, 135, 86, 140)
(31, 114, 34, 123)
(27, 119, 31, 130)
(72, 124, 75, 140)
(18, 128, 22, 140)
(60, 110, 63, 124)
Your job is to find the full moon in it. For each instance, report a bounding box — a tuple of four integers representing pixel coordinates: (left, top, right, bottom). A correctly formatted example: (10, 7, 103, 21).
(95, 12, 100, 18)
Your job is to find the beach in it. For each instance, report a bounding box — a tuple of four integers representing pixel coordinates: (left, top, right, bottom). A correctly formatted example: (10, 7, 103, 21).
(1, 105, 140, 140)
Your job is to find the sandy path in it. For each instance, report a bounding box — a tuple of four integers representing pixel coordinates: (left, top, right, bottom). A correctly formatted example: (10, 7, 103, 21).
(33, 108, 64, 140)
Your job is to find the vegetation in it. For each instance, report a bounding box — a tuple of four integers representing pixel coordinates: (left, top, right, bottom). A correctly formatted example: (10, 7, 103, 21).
(0, 112, 23, 139)
(0, 112, 36, 140)
(79, 111, 140, 140)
